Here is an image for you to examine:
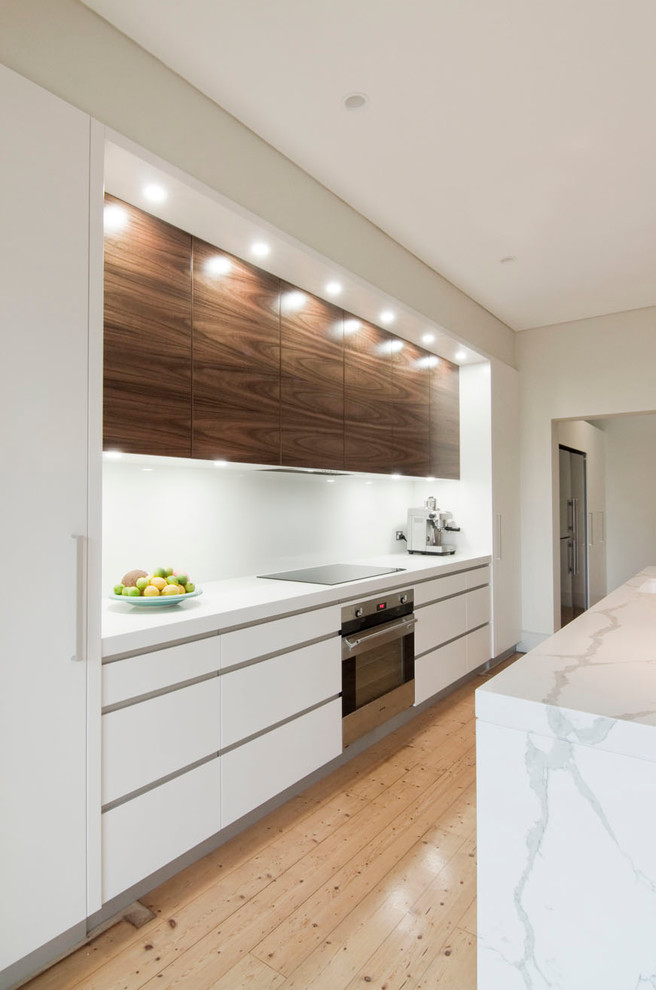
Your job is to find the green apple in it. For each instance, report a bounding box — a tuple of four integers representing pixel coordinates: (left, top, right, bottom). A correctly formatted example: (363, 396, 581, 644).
(176, 573, 188, 586)
(113, 583, 124, 596)
(166, 575, 179, 585)
(153, 567, 167, 578)
(165, 567, 174, 577)
(185, 582, 195, 593)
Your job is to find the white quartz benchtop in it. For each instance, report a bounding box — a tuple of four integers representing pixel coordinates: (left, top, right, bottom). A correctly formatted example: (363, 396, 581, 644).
(102, 551, 490, 658)
(476, 567, 656, 763)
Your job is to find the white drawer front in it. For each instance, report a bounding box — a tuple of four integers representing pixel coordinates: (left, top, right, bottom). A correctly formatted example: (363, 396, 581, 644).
(221, 699, 342, 828)
(466, 564, 490, 589)
(221, 638, 340, 748)
(102, 758, 221, 903)
(466, 624, 491, 671)
(415, 594, 467, 655)
(102, 679, 220, 805)
(466, 586, 491, 630)
(413, 570, 468, 607)
(103, 635, 220, 707)
(414, 637, 468, 705)
(221, 605, 340, 668)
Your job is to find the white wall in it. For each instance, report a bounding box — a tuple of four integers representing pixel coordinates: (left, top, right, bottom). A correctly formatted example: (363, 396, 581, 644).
(600, 414, 656, 590)
(517, 305, 656, 647)
(556, 419, 607, 610)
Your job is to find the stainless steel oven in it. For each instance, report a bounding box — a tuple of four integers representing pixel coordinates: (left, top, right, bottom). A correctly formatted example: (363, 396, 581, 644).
(341, 589, 415, 747)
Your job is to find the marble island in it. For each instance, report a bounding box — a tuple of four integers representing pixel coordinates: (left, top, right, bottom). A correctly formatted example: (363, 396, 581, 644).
(476, 568, 656, 990)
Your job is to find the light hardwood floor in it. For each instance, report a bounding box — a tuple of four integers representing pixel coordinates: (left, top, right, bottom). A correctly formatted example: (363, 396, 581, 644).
(25, 656, 520, 990)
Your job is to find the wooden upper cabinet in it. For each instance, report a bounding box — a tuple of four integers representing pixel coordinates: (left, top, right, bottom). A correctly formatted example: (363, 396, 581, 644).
(280, 285, 344, 470)
(192, 239, 281, 464)
(390, 341, 431, 477)
(344, 320, 396, 473)
(429, 358, 460, 479)
(103, 195, 193, 457)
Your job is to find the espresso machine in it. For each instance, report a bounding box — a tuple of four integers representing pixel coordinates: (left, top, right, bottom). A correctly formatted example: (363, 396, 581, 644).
(406, 496, 460, 555)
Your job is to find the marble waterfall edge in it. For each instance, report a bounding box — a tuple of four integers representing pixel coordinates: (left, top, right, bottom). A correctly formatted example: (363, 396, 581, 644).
(475, 566, 656, 989)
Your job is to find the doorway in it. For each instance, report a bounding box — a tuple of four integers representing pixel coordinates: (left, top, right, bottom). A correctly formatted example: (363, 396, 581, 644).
(559, 445, 588, 627)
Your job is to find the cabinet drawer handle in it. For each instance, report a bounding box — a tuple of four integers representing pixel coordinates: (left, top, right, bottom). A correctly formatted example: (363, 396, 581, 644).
(71, 534, 87, 662)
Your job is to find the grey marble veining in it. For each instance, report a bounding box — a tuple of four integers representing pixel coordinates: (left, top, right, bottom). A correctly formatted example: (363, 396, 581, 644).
(477, 568, 656, 990)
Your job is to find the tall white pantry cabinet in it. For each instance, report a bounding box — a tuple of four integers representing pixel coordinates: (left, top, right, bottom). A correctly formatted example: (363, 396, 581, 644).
(0, 64, 103, 985)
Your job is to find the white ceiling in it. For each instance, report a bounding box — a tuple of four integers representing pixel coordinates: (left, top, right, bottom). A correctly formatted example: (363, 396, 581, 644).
(84, 0, 656, 331)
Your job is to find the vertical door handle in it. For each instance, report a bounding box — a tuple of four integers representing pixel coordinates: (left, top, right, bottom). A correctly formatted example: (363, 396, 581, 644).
(494, 513, 502, 560)
(567, 498, 574, 533)
(71, 534, 87, 662)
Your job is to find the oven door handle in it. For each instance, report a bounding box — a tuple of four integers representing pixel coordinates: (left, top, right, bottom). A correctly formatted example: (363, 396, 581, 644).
(343, 615, 416, 654)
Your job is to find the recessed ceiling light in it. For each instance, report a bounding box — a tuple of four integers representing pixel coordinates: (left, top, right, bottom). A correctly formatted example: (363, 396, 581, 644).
(391, 473, 402, 479)
(214, 459, 228, 467)
(388, 339, 404, 353)
(326, 478, 336, 484)
(344, 93, 368, 110)
(420, 355, 439, 369)
(251, 241, 270, 258)
(103, 203, 127, 232)
(364, 480, 373, 486)
(455, 350, 467, 361)
(422, 333, 435, 344)
(343, 318, 361, 335)
(103, 450, 122, 460)
(426, 476, 436, 482)
(380, 310, 395, 325)
(325, 281, 342, 296)
(143, 183, 167, 203)
(141, 467, 154, 472)
(206, 255, 232, 276)
(499, 255, 517, 264)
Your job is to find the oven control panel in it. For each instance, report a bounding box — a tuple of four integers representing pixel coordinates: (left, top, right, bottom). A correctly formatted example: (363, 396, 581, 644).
(341, 589, 414, 633)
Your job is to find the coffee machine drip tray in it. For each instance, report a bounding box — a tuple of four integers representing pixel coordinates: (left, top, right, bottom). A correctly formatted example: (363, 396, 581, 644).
(258, 563, 406, 585)
(409, 546, 456, 556)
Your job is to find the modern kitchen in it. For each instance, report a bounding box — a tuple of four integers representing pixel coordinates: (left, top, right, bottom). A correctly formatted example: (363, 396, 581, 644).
(3, 3, 656, 989)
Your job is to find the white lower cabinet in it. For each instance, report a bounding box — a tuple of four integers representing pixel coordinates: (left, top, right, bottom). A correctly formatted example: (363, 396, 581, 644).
(221, 638, 340, 748)
(466, 624, 491, 672)
(414, 637, 468, 705)
(466, 586, 491, 630)
(221, 699, 342, 827)
(415, 595, 467, 655)
(102, 757, 221, 903)
(102, 678, 220, 805)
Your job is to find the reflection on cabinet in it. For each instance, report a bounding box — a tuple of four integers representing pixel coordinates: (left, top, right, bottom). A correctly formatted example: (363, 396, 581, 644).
(344, 320, 396, 473)
(192, 239, 282, 464)
(103, 196, 192, 457)
(430, 358, 460, 479)
(280, 285, 344, 469)
(391, 341, 430, 476)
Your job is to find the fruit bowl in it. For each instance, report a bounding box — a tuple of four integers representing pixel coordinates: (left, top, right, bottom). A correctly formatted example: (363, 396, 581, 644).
(109, 588, 203, 608)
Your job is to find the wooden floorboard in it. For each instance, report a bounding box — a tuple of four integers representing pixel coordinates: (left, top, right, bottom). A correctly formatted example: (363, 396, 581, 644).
(24, 654, 521, 990)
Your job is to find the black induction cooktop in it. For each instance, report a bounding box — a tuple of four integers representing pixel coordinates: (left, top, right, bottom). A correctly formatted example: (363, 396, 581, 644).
(258, 563, 406, 585)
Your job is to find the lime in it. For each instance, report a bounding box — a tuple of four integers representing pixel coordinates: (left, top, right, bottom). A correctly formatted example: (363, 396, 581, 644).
(177, 573, 188, 586)
(126, 586, 141, 597)
(113, 583, 124, 596)
(136, 577, 149, 591)
(153, 567, 167, 578)
(166, 575, 179, 585)
(185, 582, 195, 593)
